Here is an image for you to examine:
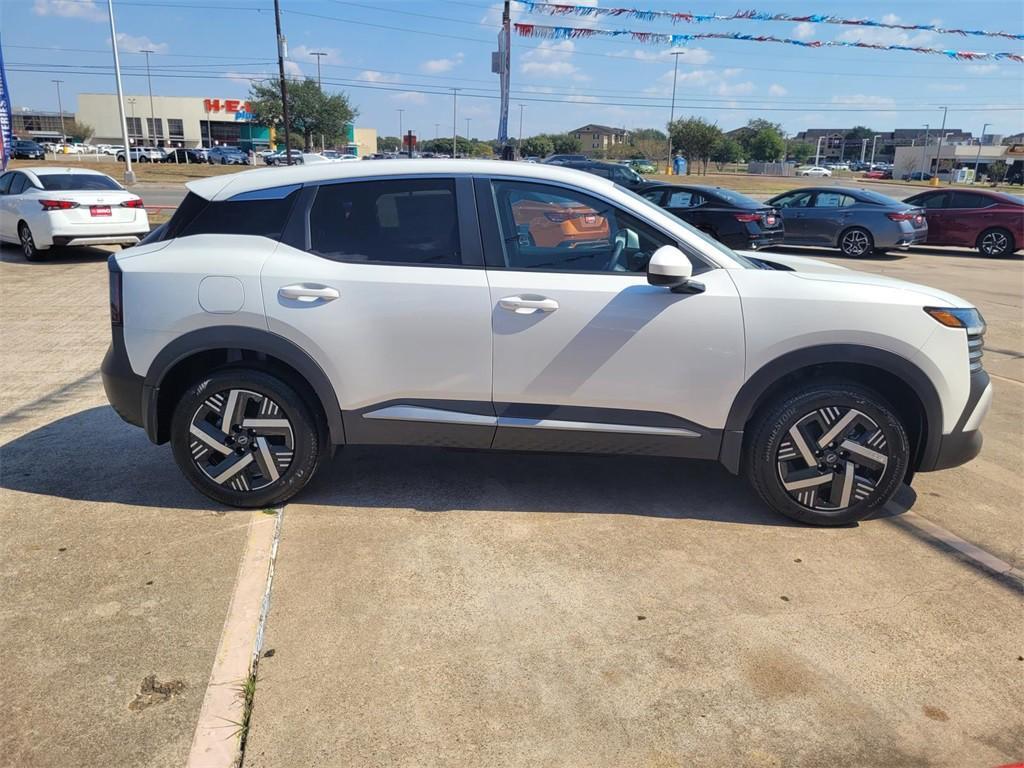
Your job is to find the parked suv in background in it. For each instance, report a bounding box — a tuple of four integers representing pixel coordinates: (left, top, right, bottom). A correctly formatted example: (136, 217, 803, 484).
(116, 147, 165, 163)
(561, 160, 647, 190)
(102, 160, 990, 526)
(12, 140, 46, 160)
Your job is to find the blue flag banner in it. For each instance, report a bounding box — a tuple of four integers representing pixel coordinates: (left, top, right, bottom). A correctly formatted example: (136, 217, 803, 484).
(0, 38, 13, 171)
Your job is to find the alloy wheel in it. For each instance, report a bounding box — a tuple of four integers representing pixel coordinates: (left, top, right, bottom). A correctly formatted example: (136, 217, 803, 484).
(776, 406, 889, 512)
(980, 230, 1009, 256)
(19, 225, 36, 260)
(841, 229, 871, 256)
(188, 388, 295, 492)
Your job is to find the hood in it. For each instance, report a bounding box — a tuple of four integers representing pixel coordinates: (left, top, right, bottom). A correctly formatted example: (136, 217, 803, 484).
(734, 250, 972, 307)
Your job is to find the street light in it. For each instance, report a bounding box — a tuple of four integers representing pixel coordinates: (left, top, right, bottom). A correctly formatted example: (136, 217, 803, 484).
(666, 50, 684, 175)
(517, 103, 525, 159)
(466, 117, 471, 143)
(869, 134, 881, 166)
(140, 49, 158, 146)
(106, 0, 135, 183)
(920, 123, 930, 177)
(973, 122, 991, 183)
(814, 136, 825, 166)
(930, 106, 948, 186)
(52, 79, 65, 147)
(397, 108, 405, 154)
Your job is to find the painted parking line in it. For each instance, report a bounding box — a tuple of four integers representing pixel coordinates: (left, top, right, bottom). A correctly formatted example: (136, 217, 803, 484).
(186, 508, 283, 768)
(894, 511, 1024, 586)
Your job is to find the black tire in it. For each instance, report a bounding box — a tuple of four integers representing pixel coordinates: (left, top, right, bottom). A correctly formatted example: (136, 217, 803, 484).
(744, 382, 909, 526)
(838, 226, 874, 257)
(170, 368, 323, 508)
(139, 156, 150, 163)
(18, 222, 45, 262)
(976, 227, 1015, 257)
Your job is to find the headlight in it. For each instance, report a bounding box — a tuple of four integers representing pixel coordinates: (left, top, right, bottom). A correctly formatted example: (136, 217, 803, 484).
(923, 307, 985, 335)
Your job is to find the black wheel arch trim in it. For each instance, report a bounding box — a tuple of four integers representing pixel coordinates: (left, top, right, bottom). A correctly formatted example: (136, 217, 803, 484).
(141, 326, 345, 446)
(718, 344, 944, 475)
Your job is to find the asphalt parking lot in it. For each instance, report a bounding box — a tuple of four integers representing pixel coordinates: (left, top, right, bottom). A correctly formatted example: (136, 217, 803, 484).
(1, 240, 1021, 767)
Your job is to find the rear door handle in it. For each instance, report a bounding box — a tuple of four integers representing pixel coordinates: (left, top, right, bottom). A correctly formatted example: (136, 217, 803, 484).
(278, 283, 340, 302)
(499, 295, 559, 314)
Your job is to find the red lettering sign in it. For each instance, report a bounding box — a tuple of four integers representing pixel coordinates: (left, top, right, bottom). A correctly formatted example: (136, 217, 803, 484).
(225, 99, 240, 114)
(203, 99, 253, 115)
(203, 99, 221, 113)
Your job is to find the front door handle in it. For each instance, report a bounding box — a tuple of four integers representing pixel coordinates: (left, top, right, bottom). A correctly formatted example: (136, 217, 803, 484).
(279, 283, 340, 303)
(499, 295, 559, 314)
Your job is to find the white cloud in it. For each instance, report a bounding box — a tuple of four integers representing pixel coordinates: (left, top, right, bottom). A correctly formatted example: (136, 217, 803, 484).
(391, 91, 427, 105)
(290, 45, 343, 66)
(966, 63, 999, 75)
(225, 72, 259, 85)
(421, 52, 464, 74)
(111, 33, 168, 54)
(793, 22, 815, 40)
(283, 60, 303, 78)
(361, 70, 400, 83)
(768, 84, 788, 97)
(622, 47, 714, 65)
(33, 0, 105, 21)
(836, 14, 935, 46)
(521, 40, 589, 81)
(927, 83, 967, 92)
(831, 94, 896, 108)
(714, 81, 755, 97)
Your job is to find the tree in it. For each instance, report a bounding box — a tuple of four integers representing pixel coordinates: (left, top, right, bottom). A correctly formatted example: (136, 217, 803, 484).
(669, 117, 722, 174)
(249, 78, 357, 151)
(547, 133, 582, 154)
(846, 125, 874, 142)
(65, 119, 94, 142)
(747, 128, 786, 161)
(630, 128, 667, 143)
(378, 135, 402, 152)
(711, 137, 743, 170)
(787, 140, 815, 163)
(988, 160, 1007, 183)
(520, 135, 554, 158)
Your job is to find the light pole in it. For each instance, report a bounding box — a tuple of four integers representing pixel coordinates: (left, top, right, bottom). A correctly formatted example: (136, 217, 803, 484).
(397, 108, 404, 154)
(466, 117, 471, 143)
(860, 138, 868, 164)
(127, 97, 136, 145)
(517, 103, 525, 159)
(814, 136, 825, 166)
(52, 79, 66, 147)
(666, 50, 683, 174)
(140, 49, 157, 146)
(920, 123, 929, 177)
(973, 122, 990, 183)
(310, 50, 327, 151)
(930, 106, 948, 186)
(451, 88, 460, 158)
(106, 0, 134, 183)
(869, 134, 880, 166)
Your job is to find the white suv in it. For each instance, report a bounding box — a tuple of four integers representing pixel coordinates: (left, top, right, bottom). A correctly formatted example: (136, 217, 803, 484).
(101, 160, 991, 525)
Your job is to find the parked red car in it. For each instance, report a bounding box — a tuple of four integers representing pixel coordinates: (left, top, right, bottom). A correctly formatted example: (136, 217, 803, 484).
(863, 169, 892, 180)
(904, 189, 1023, 257)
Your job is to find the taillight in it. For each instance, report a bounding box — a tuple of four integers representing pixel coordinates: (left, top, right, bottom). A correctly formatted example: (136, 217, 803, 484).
(108, 255, 123, 326)
(545, 210, 582, 223)
(886, 212, 915, 221)
(734, 213, 760, 222)
(120, 198, 145, 208)
(39, 199, 80, 211)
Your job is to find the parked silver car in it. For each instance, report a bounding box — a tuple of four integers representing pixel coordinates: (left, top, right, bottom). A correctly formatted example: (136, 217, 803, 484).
(765, 187, 927, 256)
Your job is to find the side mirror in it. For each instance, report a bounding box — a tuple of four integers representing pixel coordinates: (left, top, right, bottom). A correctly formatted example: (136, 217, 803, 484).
(648, 244, 701, 293)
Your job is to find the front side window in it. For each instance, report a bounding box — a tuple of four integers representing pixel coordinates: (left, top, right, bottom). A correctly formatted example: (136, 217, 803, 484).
(666, 190, 704, 208)
(309, 178, 461, 266)
(772, 191, 814, 208)
(0, 172, 13, 195)
(9, 174, 29, 195)
(490, 180, 672, 273)
(909, 192, 948, 210)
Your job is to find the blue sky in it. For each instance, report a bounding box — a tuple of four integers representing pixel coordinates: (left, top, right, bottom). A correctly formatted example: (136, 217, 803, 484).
(4, 0, 1023, 140)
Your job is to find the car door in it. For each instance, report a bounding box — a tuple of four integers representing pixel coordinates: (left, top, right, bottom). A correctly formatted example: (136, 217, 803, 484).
(261, 175, 496, 448)
(806, 190, 855, 245)
(770, 190, 815, 242)
(480, 176, 744, 457)
(946, 191, 993, 247)
(1, 173, 30, 241)
(908, 191, 950, 243)
(661, 188, 706, 230)
(0, 172, 15, 240)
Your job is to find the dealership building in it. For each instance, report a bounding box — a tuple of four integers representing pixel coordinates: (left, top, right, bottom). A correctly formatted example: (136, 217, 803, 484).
(75, 93, 377, 155)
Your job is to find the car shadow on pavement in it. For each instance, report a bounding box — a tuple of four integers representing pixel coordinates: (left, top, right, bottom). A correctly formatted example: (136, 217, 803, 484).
(0, 245, 113, 265)
(1, 405, 214, 510)
(302, 445, 814, 526)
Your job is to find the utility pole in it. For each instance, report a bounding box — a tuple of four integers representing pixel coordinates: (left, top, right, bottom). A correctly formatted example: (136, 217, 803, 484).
(973, 122, 990, 183)
(140, 50, 157, 145)
(397, 108, 404, 150)
(930, 106, 947, 186)
(273, 0, 292, 164)
(106, 0, 134, 183)
(310, 52, 326, 151)
(518, 103, 525, 159)
(870, 134, 880, 166)
(666, 50, 683, 175)
(921, 123, 930, 176)
(493, 0, 511, 156)
(52, 80, 66, 146)
(451, 88, 460, 158)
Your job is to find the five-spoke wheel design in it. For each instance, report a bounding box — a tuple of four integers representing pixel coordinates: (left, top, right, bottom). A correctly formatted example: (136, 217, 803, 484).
(776, 406, 888, 512)
(978, 228, 1012, 257)
(188, 388, 295, 492)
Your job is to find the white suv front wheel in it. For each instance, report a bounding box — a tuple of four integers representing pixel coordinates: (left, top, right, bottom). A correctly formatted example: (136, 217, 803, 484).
(170, 369, 322, 508)
(745, 382, 909, 525)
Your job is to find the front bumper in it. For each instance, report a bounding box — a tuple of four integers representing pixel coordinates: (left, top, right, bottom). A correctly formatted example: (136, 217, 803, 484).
(919, 369, 991, 471)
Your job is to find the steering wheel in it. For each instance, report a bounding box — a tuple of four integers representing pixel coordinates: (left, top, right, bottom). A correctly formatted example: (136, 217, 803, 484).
(605, 229, 628, 271)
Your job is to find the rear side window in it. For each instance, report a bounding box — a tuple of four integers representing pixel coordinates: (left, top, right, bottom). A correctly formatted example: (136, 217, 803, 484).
(37, 174, 122, 191)
(308, 178, 461, 266)
(176, 188, 300, 240)
(949, 192, 992, 209)
(813, 192, 855, 208)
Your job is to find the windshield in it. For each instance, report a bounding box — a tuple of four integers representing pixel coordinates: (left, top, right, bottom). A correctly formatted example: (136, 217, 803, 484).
(853, 189, 901, 206)
(37, 174, 122, 191)
(618, 186, 759, 269)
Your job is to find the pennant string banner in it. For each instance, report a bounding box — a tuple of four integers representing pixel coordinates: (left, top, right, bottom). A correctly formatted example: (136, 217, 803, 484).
(514, 1, 1024, 41)
(514, 23, 1024, 63)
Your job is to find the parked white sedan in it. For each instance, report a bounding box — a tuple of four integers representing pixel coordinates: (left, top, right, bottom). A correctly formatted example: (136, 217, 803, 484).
(799, 166, 833, 177)
(0, 167, 150, 261)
